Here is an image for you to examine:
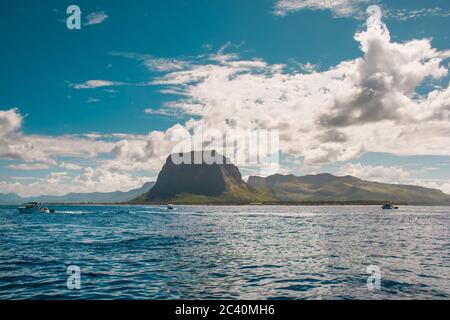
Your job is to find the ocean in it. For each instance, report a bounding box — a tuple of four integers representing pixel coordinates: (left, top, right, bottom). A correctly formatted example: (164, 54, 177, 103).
(0, 205, 449, 300)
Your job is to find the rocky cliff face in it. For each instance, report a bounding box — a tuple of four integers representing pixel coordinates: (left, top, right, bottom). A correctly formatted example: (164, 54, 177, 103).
(137, 151, 246, 202)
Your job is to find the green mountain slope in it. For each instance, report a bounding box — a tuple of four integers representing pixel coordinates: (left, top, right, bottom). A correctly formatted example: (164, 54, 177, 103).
(247, 173, 450, 205)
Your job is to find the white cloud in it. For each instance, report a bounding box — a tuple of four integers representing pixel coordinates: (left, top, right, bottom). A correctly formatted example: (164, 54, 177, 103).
(85, 12, 108, 26)
(108, 124, 191, 172)
(0, 109, 114, 164)
(59, 162, 82, 171)
(274, 0, 370, 17)
(22, 134, 113, 161)
(109, 52, 191, 72)
(72, 167, 151, 194)
(144, 58, 190, 72)
(337, 163, 450, 194)
(72, 80, 125, 89)
(2, 5, 450, 196)
(110, 43, 246, 73)
(386, 7, 450, 21)
(298, 62, 318, 73)
(417, 181, 450, 195)
(143, 6, 450, 167)
(8, 163, 50, 171)
(337, 163, 410, 183)
(144, 107, 184, 117)
(45, 172, 67, 184)
(0, 109, 162, 196)
(274, 1, 450, 22)
(0, 108, 22, 137)
(154, 7, 450, 164)
(87, 98, 100, 103)
(0, 168, 151, 197)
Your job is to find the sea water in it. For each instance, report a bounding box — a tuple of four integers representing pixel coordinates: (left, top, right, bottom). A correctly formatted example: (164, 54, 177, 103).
(0, 205, 449, 299)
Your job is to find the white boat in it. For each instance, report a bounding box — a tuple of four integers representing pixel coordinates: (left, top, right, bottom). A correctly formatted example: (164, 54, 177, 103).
(167, 204, 174, 210)
(17, 202, 54, 214)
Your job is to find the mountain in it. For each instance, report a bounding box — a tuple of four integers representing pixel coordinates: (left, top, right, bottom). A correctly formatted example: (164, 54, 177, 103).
(0, 193, 25, 205)
(0, 182, 155, 205)
(3, 157, 449, 206)
(133, 153, 450, 205)
(132, 151, 276, 204)
(247, 173, 450, 205)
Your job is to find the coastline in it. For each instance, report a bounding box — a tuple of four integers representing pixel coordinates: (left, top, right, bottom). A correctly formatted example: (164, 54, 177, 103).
(3, 201, 447, 206)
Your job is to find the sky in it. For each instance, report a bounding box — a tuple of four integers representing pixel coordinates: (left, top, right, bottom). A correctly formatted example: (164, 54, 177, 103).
(1, 0, 450, 197)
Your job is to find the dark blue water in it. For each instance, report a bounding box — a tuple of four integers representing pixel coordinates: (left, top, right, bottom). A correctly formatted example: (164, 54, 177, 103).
(0, 205, 449, 300)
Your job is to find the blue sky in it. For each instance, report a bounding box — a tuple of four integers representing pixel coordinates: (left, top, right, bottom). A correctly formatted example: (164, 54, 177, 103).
(1, 0, 449, 196)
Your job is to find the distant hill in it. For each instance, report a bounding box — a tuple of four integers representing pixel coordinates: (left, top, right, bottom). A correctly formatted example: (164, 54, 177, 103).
(247, 173, 450, 205)
(0, 193, 25, 205)
(0, 182, 154, 205)
(132, 151, 276, 204)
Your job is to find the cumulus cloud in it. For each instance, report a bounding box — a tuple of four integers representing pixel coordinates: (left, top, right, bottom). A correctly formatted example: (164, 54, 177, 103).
(2, 5, 450, 196)
(297, 62, 318, 73)
(71, 80, 125, 89)
(0, 109, 114, 164)
(417, 180, 450, 195)
(337, 163, 450, 194)
(0, 108, 22, 137)
(0, 168, 151, 197)
(274, 0, 370, 17)
(0, 109, 38, 162)
(337, 163, 410, 183)
(59, 162, 82, 171)
(0, 111, 152, 197)
(72, 167, 151, 194)
(141, 6, 450, 167)
(319, 5, 449, 127)
(85, 11, 108, 26)
(108, 124, 191, 172)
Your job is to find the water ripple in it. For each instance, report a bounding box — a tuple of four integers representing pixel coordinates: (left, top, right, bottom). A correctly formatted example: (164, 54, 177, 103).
(0, 205, 449, 299)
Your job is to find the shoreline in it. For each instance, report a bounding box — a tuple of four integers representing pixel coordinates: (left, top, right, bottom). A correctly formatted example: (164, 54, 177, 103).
(2, 202, 448, 207)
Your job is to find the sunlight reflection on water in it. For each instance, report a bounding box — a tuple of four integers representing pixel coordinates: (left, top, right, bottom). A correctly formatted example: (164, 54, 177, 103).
(0, 205, 449, 299)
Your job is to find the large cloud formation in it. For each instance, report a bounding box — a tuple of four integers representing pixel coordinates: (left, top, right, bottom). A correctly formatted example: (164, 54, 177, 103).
(118, 6, 449, 168)
(0, 110, 151, 196)
(0, 109, 113, 164)
(2, 6, 450, 196)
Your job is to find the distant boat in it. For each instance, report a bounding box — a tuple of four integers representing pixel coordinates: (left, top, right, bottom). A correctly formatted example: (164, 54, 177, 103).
(18, 202, 55, 214)
(381, 203, 398, 210)
(167, 204, 174, 210)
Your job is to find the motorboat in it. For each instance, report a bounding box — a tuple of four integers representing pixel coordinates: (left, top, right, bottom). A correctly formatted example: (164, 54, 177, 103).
(167, 204, 174, 210)
(18, 202, 55, 214)
(381, 203, 398, 210)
